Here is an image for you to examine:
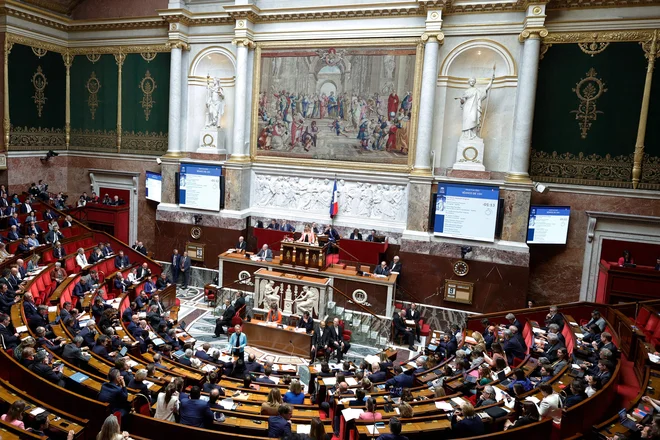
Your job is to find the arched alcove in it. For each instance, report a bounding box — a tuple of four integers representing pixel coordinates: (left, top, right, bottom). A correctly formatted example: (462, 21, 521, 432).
(441, 39, 516, 79)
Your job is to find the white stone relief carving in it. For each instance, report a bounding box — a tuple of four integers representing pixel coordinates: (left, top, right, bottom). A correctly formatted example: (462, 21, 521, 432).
(294, 285, 320, 316)
(253, 174, 406, 222)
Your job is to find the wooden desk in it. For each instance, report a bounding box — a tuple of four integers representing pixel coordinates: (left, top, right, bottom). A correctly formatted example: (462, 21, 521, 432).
(242, 320, 311, 357)
(280, 241, 326, 269)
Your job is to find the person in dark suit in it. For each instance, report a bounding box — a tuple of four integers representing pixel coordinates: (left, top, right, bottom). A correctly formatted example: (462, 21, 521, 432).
(544, 306, 565, 331)
(374, 261, 391, 276)
(256, 244, 273, 262)
(389, 256, 402, 273)
(29, 351, 65, 387)
(213, 299, 235, 337)
(93, 335, 117, 362)
(368, 362, 387, 383)
(393, 310, 415, 351)
(255, 366, 276, 384)
(136, 263, 151, 280)
(268, 404, 293, 438)
(22, 293, 39, 321)
(234, 291, 246, 316)
(0, 313, 19, 349)
(19, 201, 33, 214)
(538, 332, 565, 362)
(195, 343, 213, 362)
(505, 313, 524, 334)
(323, 224, 340, 242)
(504, 401, 540, 430)
(179, 386, 213, 427)
(179, 251, 191, 289)
(503, 329, 526, 365)
(88, 247, 104, 264)
(244, 353, 264, 374)
(375, 417, 409, 440)
(155, 273, 171, 290)
(114, 251, 129, 270)
(327, 318, 349, 362)
(588, 359, 614, 389)
(311, 320, 328, 362)
(451, 403, 485, 437)
(297, 311, 314, 334)
(17, 238, 33, 254)
(98, 368, 130, 417)
(281, 220, 295, 232)
(365, 229, 378, 242)
(7, 225, 21, 241)
(564, 381, 587, 408)
(44, 226, 64, 244)
(349, 229, 362, 240)
(235, 236, 247, 252)
(170, 249, 180, 283)
(133, 241, 147, 255)
(52, 242, 66, 260)
(385, 364, 413, 389)
(79, 321, 97, 347)
(266, 219, 280, 230)
(61, 216, 73, 228)
(406, 303, 422, 342)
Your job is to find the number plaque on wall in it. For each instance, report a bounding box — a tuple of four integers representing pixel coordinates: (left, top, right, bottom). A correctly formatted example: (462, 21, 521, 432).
(443, 279, 474, 305)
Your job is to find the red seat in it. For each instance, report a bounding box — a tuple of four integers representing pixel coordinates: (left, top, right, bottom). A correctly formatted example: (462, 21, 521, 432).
(636, 307, 651, 328)
(339, 319, 352, 342)
(644, 314, 659, 334)
(418, 319, 431, 338)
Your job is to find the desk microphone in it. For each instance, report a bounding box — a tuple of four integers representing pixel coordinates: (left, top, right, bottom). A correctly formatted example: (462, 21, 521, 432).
(288, 339, 296, 358)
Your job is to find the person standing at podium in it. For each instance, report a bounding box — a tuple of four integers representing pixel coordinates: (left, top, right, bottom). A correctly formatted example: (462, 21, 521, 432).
(236, 236, 247, 253)
(257, 244, 273, 261)
(227, 324, 247, 356)
(267, 304, 283, 324)
(296, 226, 317, 244)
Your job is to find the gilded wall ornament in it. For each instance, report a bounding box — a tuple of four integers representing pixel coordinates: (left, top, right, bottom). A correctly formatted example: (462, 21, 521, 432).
(86, 53, 101, 64)
(31, 66, 47, 117)
(139, 70, 156, 121)
(578, 41, 610, 56)
(571, 68, 607, 139)
(140, 52, 157, 63)
(86, 71, 101, 120)
(31, 47, 47, 58)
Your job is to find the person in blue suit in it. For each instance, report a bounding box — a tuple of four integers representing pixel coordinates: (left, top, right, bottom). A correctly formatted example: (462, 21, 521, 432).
(385, 364, 413, 389)
(98, 368, 130, 417)
(450, 402, 485, 437)
(268, 404, 293, 438)
(376, 417, 409, 440)
(178, 386, 213, 428)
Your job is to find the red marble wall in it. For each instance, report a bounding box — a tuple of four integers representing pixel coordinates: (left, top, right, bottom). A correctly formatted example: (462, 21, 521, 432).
(72, 0, 167, 19)
(528, 191, 660, 305)
(7, 155, 68, 194)
(66, 155, 161, 252)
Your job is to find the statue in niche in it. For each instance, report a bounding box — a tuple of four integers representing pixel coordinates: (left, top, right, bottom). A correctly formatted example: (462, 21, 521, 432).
(261, 280, 280, 308)
(294, 285, 319, 316)
(457, 69, 495, 140)
(205, 76, 225, 128)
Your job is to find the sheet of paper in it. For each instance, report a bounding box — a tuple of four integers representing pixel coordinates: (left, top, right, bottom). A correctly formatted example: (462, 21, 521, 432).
(366, 425, 380, 435)
(30, 407, 46, 416)
(569, 321, 578, 326)
(297, 424, 311, 434)
(451, 397, 465, 406)
(323, 377, 337, 386)
(220, 399, 235, 410)
(525, 396, 540, 404)
(532, 328, 546, 334)
(346, 377, 358, 386)
(574, 333, 584, 339)
(341, 408, 364, 422)
(15, 325, 27, 333)
(145, 380, 156, 389)
(435, 401, 454, 411)
(48, 306, 57, 312)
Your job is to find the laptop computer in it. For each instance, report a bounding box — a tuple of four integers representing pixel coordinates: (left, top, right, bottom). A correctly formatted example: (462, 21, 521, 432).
(619, 409, 640, 431)
(465, 375, 478, 384)
(500, 379, 512, 387)
(497, 370, 507, 381)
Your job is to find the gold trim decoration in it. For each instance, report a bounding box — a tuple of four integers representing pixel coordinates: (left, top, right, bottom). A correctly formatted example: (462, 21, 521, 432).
(249, 37, 422, 173)
(543, 30, 657, 44)
(31, 66, 48, 118)
(139, 70, 156, 121)
(190, 226, 202, 240)
(539, 43, 551, 60)
(519, 27, 548, 43)
(86, 53, 101, 64)
(140, 52, 157, 63)
(115, 52, 126, 153)
(530, 149, 634, 187)
(460, 146, 479, 162)
(570, 68, 607, 140)
(4, 34, 172, 56)
(453, 260, 470, 277)
(62, 52, 74, 149)
(69, 128, 117, 151)
(632, 30, 659, 189)
(86, 71, 101, 120)
(121, 130, 168, 155)
(4, 40, 13, 150)
(9, 125, 65, 149)
(578, 42, 610, 56)
(31, 47, 47, 58)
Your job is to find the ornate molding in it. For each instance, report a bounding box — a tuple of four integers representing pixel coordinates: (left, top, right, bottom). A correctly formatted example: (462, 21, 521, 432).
(5, 34, 172, 55)
(421, 32, 445, 44)
(69, 128, 117, 151)
(121, 131, 168, 155)
(167, 41, 190, 51)
(543, 30, 658, 44)
(9, 126, 65, 149)
(231, 38, 256, 49)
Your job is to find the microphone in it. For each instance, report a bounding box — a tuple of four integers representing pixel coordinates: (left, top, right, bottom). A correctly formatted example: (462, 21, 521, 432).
(289, 339, 295, 358)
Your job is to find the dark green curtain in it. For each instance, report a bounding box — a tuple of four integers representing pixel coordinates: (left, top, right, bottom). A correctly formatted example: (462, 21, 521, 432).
(8, 44, 65, 148)
(122, 53, 170, 134)
(530, 42, 648, 186)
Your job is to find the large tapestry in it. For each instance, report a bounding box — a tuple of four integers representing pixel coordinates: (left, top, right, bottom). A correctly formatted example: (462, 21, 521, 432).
(253, 41, 420, 168)
(530, 41, 659, 188)
(8, 44, 66, 149)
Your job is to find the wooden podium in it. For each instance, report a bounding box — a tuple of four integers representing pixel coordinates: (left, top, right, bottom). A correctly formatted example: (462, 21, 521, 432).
(279, 242, 326, 270)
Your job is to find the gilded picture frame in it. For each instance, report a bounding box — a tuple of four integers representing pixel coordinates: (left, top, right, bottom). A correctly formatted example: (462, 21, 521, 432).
(249, 38, 424, 172)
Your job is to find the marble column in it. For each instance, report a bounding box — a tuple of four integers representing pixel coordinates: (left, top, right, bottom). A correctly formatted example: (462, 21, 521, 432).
(243, 48, 255, 150)
(413, 34, 442, 174)
(406, 175, 433, 234)
(506, 33, 543, 183)
(231, 39, 249, 159)
(167, 44, 183, 156)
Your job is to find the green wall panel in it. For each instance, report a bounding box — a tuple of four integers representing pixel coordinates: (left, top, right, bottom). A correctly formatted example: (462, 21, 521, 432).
(70, 54, 118, 132)
(8, 44, 66, 147)
(122, 52, 170, 134)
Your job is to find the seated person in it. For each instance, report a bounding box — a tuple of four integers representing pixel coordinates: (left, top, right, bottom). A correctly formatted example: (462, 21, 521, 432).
(374, 261, 391, 276)
(476, 385, 497, 407)
(504, 401, 540, 430)
(359, 397, 382, 420)
(564, 381, 588, 408)
(450, 403, 485, 437)
(618, 250, 634, 266)
(267, 404, 292, 438)
(385, 364, 413, 389)
(266, 303, 283, 324)
(114, 250, 129, 270)
(256, 244, 273, 261)
(297, 311, 314, 333)
(283, 380, 305, 404)
(349, 229, 362, 240)
(507, 368, 533, 393)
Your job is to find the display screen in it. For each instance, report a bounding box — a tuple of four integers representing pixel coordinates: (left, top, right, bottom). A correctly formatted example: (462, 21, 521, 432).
(527, 206, 571, 244)
(179, 164, 222, 211)
(145, 171, 162, 203)
(433, 183, 500, 242)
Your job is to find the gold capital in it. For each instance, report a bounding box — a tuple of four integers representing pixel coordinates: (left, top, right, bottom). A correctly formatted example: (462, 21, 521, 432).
(167, 41, 190, 51)
(421, 32, 445, 44)
(519, 28, 548, 43)
(232, 38, 256, 50)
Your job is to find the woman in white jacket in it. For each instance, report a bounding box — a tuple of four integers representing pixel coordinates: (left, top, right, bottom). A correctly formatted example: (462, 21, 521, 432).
(538, 383, 562, 424)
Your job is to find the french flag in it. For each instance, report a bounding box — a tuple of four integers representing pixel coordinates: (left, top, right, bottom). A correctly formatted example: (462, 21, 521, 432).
(329, 179, 339, 218)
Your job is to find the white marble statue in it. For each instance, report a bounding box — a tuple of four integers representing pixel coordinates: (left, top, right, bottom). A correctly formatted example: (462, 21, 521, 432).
(294, 285, 319, 316)
(205, 76, 225, 128)
(458, 70, 495, 140)
(261, 280, 280, 308)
